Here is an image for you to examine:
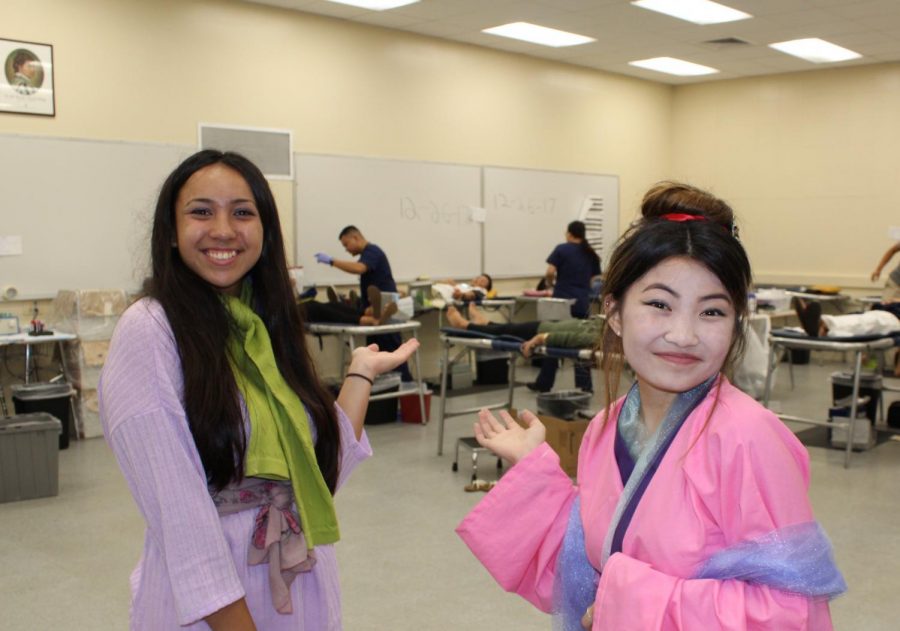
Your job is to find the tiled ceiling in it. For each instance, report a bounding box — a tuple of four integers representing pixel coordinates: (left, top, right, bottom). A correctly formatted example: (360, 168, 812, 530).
(244, 0, 900, 84)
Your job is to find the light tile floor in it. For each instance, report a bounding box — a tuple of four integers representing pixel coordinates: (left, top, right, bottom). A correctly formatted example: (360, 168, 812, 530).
(2, 358, 898, 629)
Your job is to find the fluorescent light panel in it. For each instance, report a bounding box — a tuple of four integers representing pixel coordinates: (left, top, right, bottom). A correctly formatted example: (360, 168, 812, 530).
(769, 38, 861, 63)
(482, 22, 595, 48)
(324, 0, 419, 10)
(631, 0, 751, 25)
(629, 56, 719, 76)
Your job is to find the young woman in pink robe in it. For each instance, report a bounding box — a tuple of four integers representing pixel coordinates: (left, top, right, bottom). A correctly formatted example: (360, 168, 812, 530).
(457, 182, 844, 630)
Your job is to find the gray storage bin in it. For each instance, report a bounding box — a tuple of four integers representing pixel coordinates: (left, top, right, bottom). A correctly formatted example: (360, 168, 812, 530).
(829, 397, 875, 451)
(0, 412, 62, 503)
(438, 359, 474, 390)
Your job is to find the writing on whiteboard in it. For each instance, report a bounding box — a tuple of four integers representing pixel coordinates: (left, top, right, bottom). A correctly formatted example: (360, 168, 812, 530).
(490, 193, 558, 215)
(400, 197, 472, 225)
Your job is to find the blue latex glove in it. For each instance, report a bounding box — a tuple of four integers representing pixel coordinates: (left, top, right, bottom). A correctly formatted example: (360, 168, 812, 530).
(315, 252, 333, 265)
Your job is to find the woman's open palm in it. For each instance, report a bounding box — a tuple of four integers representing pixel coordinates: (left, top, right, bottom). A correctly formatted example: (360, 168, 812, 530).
(473, 408, 545, 465)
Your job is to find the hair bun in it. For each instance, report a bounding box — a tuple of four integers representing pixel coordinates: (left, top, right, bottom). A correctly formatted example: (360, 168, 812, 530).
(640, 181, 734, 231)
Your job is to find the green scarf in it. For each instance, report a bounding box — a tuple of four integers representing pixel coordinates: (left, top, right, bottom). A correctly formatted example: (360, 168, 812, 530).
(223, 284, 339, 547)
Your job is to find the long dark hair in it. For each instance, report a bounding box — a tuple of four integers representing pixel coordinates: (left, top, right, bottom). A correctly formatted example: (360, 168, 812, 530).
(598, 182, 751, 417)
(567, 220, 601, 270)
(143, 150, 341, 493)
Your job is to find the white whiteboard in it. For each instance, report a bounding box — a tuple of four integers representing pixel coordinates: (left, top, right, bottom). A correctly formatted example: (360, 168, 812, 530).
(483, 167, 619, 277)
(0, 134, 191, 298)
(294, 154, 482, 284)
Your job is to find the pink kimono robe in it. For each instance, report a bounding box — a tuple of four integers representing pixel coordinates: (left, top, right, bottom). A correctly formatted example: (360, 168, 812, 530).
(456, 379, 833, 630)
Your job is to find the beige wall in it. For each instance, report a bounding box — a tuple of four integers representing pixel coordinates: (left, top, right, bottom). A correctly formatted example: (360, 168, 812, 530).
(3, 0, 673, 270)
(671, 62, 900, 290)
(8, 1, 895, 297)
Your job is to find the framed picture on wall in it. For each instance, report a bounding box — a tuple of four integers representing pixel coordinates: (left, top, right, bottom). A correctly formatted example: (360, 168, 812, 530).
(0, 37, 55, 116)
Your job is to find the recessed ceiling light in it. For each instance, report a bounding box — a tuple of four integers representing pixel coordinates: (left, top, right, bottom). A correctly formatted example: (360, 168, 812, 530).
(631, 0, 751, 25)
(629, 56, 719, 76)
(482, 22, 596, 48)
(324, 0, 420, 10)
(768, 38, 862, 63)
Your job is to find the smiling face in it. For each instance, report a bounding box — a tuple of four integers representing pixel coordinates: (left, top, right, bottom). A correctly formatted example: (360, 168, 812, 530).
(607, 256, 735, 412)
(174, 163, 263, 296)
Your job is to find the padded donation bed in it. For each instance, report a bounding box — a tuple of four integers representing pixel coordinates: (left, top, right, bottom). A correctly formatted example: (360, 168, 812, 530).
(306, 321, 428, 423)
(762, 328, 900, 467)
(436, 327, 598, 458)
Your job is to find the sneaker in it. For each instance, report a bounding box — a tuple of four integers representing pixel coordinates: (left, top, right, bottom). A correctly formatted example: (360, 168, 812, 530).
(326, 286, 340, 304)
(348, 290, 360, 310)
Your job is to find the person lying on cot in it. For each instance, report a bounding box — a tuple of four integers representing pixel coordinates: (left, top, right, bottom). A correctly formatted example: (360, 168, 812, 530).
(432, 274, 494, 303)
(299, 286, 398, 326)
(794, 298, 900, 338)
(795, 298, 900, 376)
(446, 303, 601, 356)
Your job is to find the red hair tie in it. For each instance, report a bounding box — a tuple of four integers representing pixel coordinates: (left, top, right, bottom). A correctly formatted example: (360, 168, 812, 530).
(661, 213, 705, 222)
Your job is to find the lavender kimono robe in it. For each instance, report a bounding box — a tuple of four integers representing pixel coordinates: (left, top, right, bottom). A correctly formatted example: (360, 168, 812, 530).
(457, 379, 834, 630)
(99, 299, 371, 630)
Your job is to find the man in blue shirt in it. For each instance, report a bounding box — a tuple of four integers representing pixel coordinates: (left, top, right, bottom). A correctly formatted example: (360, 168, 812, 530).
(316, 226, 411, 380)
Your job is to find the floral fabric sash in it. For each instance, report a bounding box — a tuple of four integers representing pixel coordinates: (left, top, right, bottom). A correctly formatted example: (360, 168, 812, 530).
(213, 478, 316, 615)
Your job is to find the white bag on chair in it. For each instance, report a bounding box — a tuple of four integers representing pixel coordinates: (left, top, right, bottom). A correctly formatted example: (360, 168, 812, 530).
(733, 319, 774, 399)
(382, 292, 414, 322)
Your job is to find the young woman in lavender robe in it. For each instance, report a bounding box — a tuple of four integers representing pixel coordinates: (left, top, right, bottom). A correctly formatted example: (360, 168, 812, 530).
(100, 150, 417, 630)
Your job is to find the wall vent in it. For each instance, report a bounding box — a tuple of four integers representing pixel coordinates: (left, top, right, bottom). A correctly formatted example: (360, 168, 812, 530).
(199, 124, 293, 179)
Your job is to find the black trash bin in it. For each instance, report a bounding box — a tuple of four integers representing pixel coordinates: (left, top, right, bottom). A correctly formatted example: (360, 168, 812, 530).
(11, 383, 76, 449)
(537, 390, 592, 420)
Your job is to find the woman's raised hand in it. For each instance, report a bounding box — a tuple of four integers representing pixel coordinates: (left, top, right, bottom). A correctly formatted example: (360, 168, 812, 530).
(347, 338, 420, 380)
(473, 408, 545, 465)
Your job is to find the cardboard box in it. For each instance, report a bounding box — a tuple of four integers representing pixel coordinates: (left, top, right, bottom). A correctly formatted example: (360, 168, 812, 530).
(511, 408, 589, 477)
